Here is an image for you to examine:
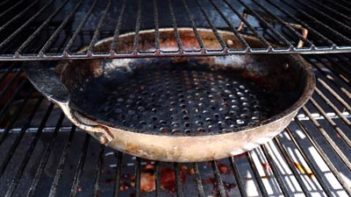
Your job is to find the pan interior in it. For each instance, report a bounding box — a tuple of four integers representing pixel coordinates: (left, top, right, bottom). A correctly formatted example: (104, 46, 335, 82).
(63, 56, 302, 136)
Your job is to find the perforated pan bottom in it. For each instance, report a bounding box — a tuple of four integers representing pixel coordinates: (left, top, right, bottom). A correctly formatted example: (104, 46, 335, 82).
(80, 65, 275, 135)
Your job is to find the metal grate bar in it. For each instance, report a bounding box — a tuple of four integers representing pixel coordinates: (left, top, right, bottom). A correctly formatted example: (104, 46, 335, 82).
(167, 0, 184, 52)
(181, 0, 205, 52)
(63, 0, 99, 54)
(0, 90, 33, 145)
(194, 0, 227, 50)
(48, 126, 76, 197)
(308, 0, 351, 21)
(0, 97, 43, 176)
(212, 161, 227, 197)
(134, 158, 141, 197)
(294, 0, 351, 32)
(69, 134, 90, 197)
(153, 0, 161, 53)
(93, 145, 104, 197)
(88, 0, 112, 54)
(15, 0, 70, 55)
(208, 0, 250, 50)
(291, 119, 351, 195)
(0, 0, 40, 33)
(246, 152, 269, 197)
(193, 163, 206, 197)
(284, 127, 333, 196)
(132, 0, 142, 54)
(26, 113, 65, 197)
(280, 0, 351, 44)
(300, 108, 351, 170)
(0, 0, 26, 19)
(174, 163, 184, 197)
(222, 0, 271, 48)
(323, 0, 351, 13)
(272, 137, 311, 196)
(260, 145, 290, 196)
(0, 0, 349, 60)
(0, 0, 55, 53)
(4, 103, 54, 196)
(113, 152, 123, 197)
(229, 157, 247, 197)
(39, 0, 84, 55)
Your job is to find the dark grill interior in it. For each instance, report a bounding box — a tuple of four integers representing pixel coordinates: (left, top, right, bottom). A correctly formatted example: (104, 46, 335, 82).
(0, 0, 350, 60)
(0, 0, 350, 196)
(0, 55, 350, 196)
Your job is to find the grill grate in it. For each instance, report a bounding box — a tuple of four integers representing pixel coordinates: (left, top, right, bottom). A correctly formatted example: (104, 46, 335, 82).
(0, 0, 350, 61)
(0, 54, 350, 196)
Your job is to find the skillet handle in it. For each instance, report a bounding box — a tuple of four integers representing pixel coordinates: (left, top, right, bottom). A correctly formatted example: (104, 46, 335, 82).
(25, 62, 114, 144)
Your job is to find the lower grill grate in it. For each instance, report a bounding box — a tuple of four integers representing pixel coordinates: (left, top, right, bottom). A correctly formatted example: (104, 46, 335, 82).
(0, 54, 350, 196)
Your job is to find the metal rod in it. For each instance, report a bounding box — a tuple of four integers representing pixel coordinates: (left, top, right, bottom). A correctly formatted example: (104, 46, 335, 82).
(132, 0, 142, 54)
(0, 89, 33, 145)
(63, 0, 99, 53)
(273, 137, 312, 197)
(109, 0, 126, 54)
(246, 152, 269, 197)
(15, 0, 70, 54)
(309, 97, 351, 148)
(26, 113, 65, 197)
(152, 0, 160, 52)
(285, 127, 334, 197)
(264, 0, 335, 46)
(300, 108, 351, 171)
(70, 134, 90, 197)
(113, 152, 123, 197)
(250, 0, 314, 47)
(317, 79, 351, 112)
(322, 0, 351, 13)
(0, 97, 43, 176)
(194, 0, 227, 50)
(134, 158, 141, 197)
(87, 0, 112, 54)
(291, 119, 351, 195)
(0, 80, 27, 124)
(174, 163, 184, 197)
(212, 161, 226, 197)
(207, 0, 250, 50)
(193, 163, 205, 197)
(0, 0, 40, 33)
(181, 0, 205, 51)
(308, 0, 351, 21)
(229, 157, 247, 197)
(4, 104, 54, 197)
(167, 0, 184, 52)
(307, 57, 351, 100)
(280, 0, 351, 44)
(155, 161, 161, 197)
(221, 0, 272, 48)
(93, 145, 104, 197)
(39, 0, 84, 55)
(294, 0, 351, 32)
(48, 126, 77, 197)
(314, 88, 350, 127)
(236, 0, 292, 48)
(0, 0, 25, 19)
(260, 145, 290, 196)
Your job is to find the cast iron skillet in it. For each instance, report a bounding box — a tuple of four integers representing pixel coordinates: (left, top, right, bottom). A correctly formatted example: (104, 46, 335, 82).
(25, 28, 315, 162)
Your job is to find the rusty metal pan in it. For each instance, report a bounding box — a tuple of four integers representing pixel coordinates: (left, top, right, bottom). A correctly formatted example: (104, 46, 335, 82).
(25, 28, 315, 162)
